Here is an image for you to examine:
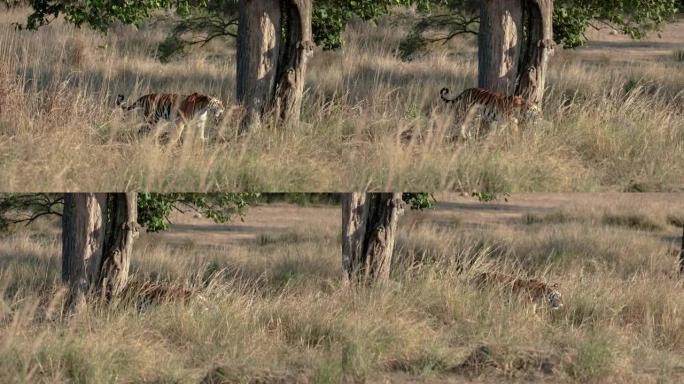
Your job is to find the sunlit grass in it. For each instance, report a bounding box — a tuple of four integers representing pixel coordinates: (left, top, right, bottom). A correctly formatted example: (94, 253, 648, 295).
(1, 10, 682, 191)
(1, 196, 683, 382)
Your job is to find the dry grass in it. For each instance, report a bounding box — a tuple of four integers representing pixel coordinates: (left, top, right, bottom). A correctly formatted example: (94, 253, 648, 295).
(1, 195, 683, 383)
(0, 9, 682, 191)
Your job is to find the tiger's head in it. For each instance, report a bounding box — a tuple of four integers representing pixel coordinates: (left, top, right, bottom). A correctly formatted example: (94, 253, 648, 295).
(524, 103, 542, 121)
(207, 97, 225, 124)
(546, 283, 563, 310)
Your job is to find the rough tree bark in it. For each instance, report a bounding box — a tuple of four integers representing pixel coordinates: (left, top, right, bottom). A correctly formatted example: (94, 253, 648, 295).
(236, 0, 313, 133)
(478, 0, 522, 94)
(237, 0, 281, 132)
(274, 0, 313, 124)
(680, 225, 684, 275)
(515, 0, 554, 107)
(478, 0, 554, 108)
(341, 193, 405, 285)
(62, 193, 107, 313)
(62, 192, 138, 312)
(99, 193, 139, 299)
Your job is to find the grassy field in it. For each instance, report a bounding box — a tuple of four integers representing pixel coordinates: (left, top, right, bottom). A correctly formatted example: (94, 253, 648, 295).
(0, 8, 683, 192)
(1, 194, 683, 383)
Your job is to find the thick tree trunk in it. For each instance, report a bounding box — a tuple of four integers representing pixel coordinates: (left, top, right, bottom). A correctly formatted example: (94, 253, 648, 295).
(515, 0, 554, 107)
(341, 193, 404, 285)
(478, 0, 554, 109)
(61, 193, 107, 313)
(99, 193, 139, 299)
(478, 0, 522, 94)
(62, 192, 138, 311)
(274, 0, 314, 123)
(342, 193, 368, 283)
(680, 225, 684, 275)
(237, 0, 281, 132)
(236, 0, 313, 133)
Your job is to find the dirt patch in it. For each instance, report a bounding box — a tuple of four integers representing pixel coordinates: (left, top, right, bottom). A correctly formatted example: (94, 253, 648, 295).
(147, 203, 339, 247)
(573, 20, 684, 62)
(418, 193, 684, 229)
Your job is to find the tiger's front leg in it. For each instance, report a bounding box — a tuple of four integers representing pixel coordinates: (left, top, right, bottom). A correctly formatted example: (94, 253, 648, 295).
(198, 119, 207, 142)
(172, 122, 186, 145)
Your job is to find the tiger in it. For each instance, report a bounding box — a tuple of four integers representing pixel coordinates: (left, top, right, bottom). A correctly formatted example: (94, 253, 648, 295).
(116, 92, 225, 142)
(473, 271, 564, 310)
(439, 87, 538, 140)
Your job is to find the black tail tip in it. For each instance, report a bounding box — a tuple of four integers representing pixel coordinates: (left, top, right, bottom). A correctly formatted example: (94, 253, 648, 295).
(440, 88, 449, 96)
(116, 94, 124, 106)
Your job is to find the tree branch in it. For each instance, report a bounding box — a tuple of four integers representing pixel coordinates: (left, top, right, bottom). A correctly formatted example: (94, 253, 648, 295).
(0, 193, 64, 229)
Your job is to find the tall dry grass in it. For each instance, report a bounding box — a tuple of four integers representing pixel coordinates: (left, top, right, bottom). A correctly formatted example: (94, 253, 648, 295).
(0, 9, 682, 191)
(1, 196, 683, 383)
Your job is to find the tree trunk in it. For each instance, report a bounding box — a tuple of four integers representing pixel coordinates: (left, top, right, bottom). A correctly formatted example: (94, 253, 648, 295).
(62, 192, 138, 311)
(478, 0, 522, 94)
(478, 0, 554, 108)
(274, 0, 313, 124)
(236, 0, 313, 133)
(61, 193, 107, 313)
(237, 0, 281, 132)
(99, 193, 139, 299)
(680, 225, 684, 275)
(341, 193, 404, 285)
(515, 0, 554, 107)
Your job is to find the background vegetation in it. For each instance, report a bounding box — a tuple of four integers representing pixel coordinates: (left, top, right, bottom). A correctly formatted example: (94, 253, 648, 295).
(1, 193, 682, 383)
(0, 7, 682, 191)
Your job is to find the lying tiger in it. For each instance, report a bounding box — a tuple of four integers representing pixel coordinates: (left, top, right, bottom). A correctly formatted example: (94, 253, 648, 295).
(474, 272, 564, 310)
(440, 87, 538, 140)
(116, 92, 225, 142)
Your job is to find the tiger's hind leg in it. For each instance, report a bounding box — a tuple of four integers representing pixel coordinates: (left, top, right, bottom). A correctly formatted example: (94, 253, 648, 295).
(459, 105, 482, 140)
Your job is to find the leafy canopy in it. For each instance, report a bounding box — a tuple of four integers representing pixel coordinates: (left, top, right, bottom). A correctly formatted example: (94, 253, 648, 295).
(399, 0, 679, 58)
(21, 1, 678, 60)
(553, 0, 679, 48)
(137, 193, 258, 232)
(21, 0, 432, 53)
(0, 193, 258, 233)
(312, 0, 432, 50)
(402, 192, 436, 210)
(21, 1, 192, 31)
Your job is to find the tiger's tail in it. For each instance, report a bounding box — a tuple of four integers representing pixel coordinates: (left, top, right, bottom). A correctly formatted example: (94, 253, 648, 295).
(440, 88, 461, 104)
(116, 94, 136, 110)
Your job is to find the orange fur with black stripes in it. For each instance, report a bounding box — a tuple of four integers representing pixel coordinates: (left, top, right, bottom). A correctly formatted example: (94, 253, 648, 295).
(116, 92, 225, 141)
(474, 272, 563, 310)
(440, 87, 536, 139)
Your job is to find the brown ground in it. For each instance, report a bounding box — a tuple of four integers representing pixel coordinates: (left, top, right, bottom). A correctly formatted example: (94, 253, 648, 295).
(568, 18, 684, 62)
(427, 192, 684, 227)
(148, 203, 340, 246)
(151, 192, 683, 254)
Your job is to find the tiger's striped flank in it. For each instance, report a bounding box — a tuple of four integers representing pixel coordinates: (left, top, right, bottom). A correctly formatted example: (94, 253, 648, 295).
(440, 87, 536, 139)
(116, 92, 225, 142)
(474, 271, 564, 310)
